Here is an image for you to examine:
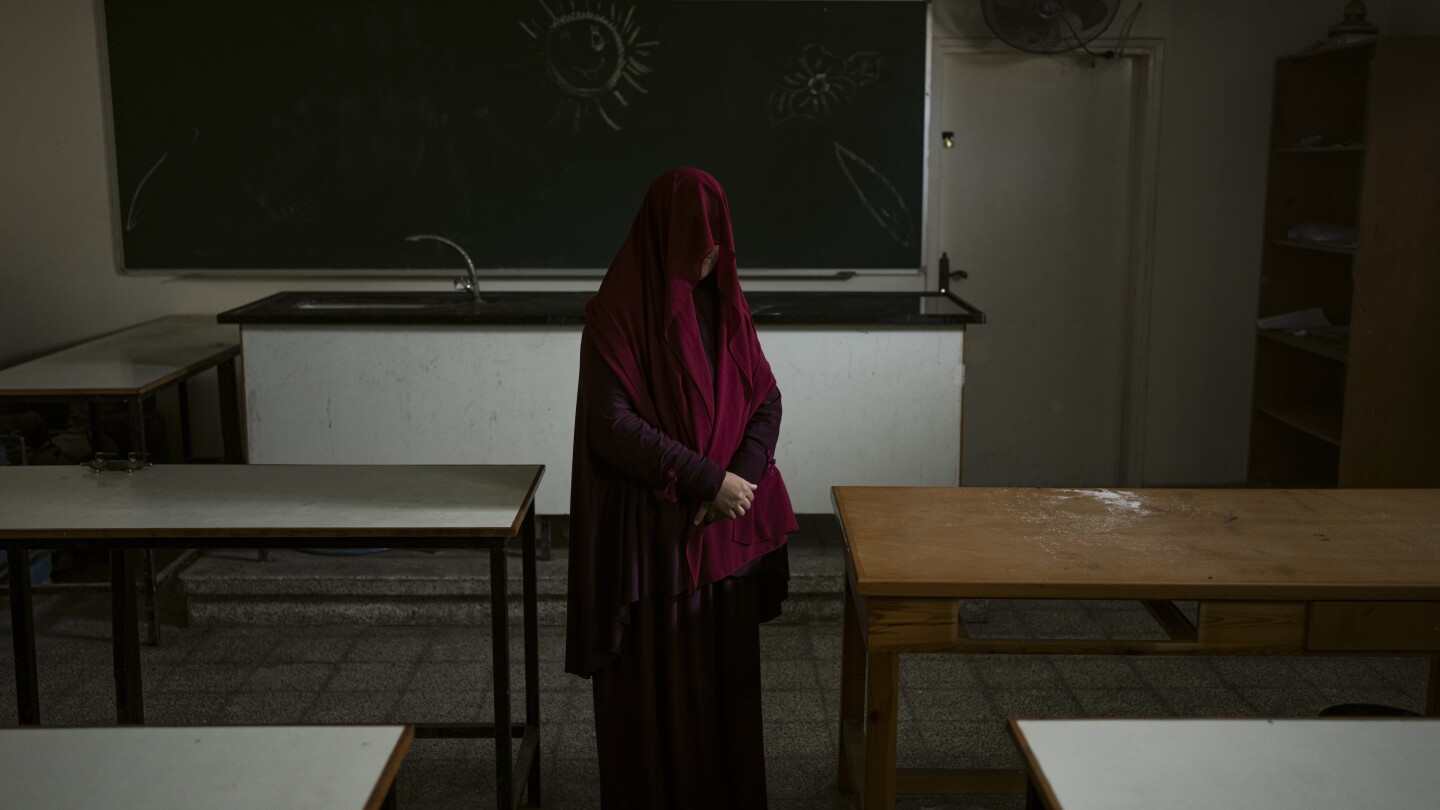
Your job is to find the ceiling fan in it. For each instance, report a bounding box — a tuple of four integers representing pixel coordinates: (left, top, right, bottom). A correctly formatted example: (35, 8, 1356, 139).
(983, 0, 1127, 56)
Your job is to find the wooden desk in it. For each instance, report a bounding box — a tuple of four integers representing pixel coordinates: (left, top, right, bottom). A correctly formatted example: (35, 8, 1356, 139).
(0, 463, 544, 810)
(1009, 718, 1440, 809)
(0, 315, 243, 462)
(0, 725, 412, 810)
(832, 486, 1440, 809)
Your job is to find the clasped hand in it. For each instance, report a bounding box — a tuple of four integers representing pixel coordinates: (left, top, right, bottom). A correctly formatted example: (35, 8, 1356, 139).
(692, 471, 757, 526)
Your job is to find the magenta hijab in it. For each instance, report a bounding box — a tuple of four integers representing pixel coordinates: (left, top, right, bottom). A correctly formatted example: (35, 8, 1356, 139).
(585, 167, 796, 590)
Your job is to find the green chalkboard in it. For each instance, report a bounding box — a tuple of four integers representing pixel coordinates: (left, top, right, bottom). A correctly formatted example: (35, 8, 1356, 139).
(104, 1, 928, 272)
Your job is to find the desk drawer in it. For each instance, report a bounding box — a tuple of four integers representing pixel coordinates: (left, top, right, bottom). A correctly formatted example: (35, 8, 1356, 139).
(1308, 602, 1440, 651)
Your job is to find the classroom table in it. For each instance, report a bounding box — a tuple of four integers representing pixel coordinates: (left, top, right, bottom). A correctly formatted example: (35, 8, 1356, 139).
(0, 314, 244, 644)
(0, 463, 544, 810)
(0, 314, 243, 463)
(1008, 717, 1440, 809)
(831, 486, 1440, 809)
(0, 725, 412, 810)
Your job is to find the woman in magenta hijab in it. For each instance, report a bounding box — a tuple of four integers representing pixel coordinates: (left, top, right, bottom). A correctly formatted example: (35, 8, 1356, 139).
(566, 167, 798, 808)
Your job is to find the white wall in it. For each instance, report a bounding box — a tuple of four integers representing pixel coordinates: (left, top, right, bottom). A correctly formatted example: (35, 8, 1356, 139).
(3, 0, 1435, 485)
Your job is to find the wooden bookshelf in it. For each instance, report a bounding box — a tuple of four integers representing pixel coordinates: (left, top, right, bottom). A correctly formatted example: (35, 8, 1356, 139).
(1248, 38, 1440, 488)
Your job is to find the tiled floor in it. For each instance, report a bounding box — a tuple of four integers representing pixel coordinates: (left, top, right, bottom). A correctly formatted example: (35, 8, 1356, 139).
(1, 529, 1430, 809)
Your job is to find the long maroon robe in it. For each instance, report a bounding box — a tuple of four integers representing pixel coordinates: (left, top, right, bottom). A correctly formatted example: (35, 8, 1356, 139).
(566, 168, 797, 808)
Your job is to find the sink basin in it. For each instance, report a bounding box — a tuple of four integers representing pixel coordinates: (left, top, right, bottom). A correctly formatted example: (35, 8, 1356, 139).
(264, 292, 510, 319)
(294, 301, 435, 310)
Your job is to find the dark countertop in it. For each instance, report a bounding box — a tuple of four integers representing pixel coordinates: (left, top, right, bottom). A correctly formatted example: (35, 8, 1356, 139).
(218, 291, 984, 326)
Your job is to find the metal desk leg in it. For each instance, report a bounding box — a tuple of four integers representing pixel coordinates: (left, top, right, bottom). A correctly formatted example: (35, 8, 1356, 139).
(837, 575, 867, 794)
(177, 380, 193, 460)
(5, 542, 40, 725)
(490, 544, 513, 809)
(128, 398, 147, 456)
(522, 503, 542, 805)
(1428, 655, 1440, 717)
(143, 549, 161, 646)
(87, 403, 102, 456)
(126, 397, 162, 647)
(111, 548, 145, 724)
(217, 358, 258, 560)
(217, 357, 243, 464)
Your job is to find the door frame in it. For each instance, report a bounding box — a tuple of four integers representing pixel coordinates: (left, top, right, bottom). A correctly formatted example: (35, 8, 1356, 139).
(927, 38, 1164, 486)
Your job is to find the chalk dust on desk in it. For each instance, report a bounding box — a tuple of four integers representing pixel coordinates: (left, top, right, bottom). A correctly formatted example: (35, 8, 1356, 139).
(1010, 489, 1160, 561)
(1056, 488, 1155, 516)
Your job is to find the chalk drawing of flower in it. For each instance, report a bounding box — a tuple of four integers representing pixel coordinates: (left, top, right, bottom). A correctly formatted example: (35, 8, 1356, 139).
(767, 44, 882, 126)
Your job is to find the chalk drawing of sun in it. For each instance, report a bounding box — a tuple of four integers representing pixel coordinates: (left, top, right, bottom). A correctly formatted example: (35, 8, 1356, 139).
(519, 1, 658, 131)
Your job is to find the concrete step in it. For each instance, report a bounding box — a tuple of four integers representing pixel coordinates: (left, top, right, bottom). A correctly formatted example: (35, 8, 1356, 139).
(179, 532, 846, 627)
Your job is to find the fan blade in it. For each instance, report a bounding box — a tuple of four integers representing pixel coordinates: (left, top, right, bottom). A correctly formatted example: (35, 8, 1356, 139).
(983, 0, 1098, 54)
(1072, 0, 1112, 31)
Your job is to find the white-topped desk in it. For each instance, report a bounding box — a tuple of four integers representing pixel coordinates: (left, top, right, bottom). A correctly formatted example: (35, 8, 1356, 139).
(0, 725, 412, 810)
(0, 463, 544, 810)
(0, 315, 243, 462)
(0, 315, 245, 645)
(1010, 718, 1440, 809)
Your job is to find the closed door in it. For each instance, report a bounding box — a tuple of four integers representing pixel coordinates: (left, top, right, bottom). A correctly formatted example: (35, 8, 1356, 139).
(942, 52, 1139, 486)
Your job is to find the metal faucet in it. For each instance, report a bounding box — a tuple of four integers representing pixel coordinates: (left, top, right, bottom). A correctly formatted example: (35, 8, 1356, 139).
(405, 234, 483, 302)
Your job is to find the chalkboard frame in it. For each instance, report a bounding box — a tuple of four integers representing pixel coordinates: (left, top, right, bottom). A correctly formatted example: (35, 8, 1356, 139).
(98, 0, 933, 278)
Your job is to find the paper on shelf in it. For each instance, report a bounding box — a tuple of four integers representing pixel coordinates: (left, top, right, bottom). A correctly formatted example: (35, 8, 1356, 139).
(1257, 307, 1332, 331)
(1286, 223, 1358, 247)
